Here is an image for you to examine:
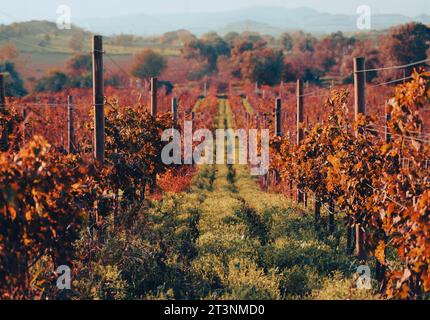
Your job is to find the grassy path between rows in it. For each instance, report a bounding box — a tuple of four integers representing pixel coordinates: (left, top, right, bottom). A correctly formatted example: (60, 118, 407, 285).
(153, 98, 369, 299)
(81, 97, 379, 300)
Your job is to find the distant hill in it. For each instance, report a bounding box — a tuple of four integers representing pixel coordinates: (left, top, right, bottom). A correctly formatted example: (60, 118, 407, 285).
(77, 14, 164, 37)
(0, 21, 179, 55)
(75, 6, 430, 36)
(0, 21, 93, 53)
(219, 20, 285, 37)
(1, 7, 430, 54)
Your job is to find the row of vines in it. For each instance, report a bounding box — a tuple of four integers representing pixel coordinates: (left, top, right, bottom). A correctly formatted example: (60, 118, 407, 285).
(0, 85, 203, 299)
(237, 71, 430, 299)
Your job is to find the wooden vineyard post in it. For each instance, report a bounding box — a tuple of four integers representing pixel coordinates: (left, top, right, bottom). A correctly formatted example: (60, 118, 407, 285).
(0, 74, 5, 113)
(67, 96, 76, 154)
(328, 198, 335, 234)
(151, 77, 158, 117)
(172, 97, 178, 126)
(354, 56, 366, 259)
(0, 73, 7, 149)
(264, 97, 283, 191)
(93, 35, 105, 165)
(354, 57, 366, 132)
(314, 197, 321, 231)
(385, 101, 392, 143)
(22, 105, 27, 146)
(296, 80, 304, 147)
(148, 77, 158, 194)
(92, 35, 105, 230)
(296, 79, 305, 204)
(304, 190, 308, 208)
(275, 97, 282, 137)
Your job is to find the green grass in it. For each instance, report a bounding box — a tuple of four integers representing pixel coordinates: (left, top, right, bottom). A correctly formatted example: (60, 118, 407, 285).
(67, 97, 381, 301)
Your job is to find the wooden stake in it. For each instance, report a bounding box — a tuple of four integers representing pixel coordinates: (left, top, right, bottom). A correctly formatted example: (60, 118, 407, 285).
(151, 77, 158, 117)
(328, 198, 335, 234)
(93, 35, 104, 164)
(67, 95, 76, 154)
(0, 73, 7, 149)
(22, 105, 27, 146)
(296, 80, 305, 204)
(296, 80, 304, 145)
(354, 56, 367, 259)
(314, 198, 321, 231)
(275, 97, 282, 137)
(385, 101, 392, 143)
(0, 74, 5, 114)
(354, 57, 366, 135)
(172, 97, 178, 125)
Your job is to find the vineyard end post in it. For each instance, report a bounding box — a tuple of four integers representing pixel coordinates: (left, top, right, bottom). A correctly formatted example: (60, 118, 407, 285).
(296, 79, 305, 204)
(329, 198, 335, 234)
(0, 73, 7, 149)
(0, 73, 5, 114)
(172, 97, 178, 125)
(276, 97, 282, 137)
(296, 79, 304, 145)
(385, 101, 392, 143)
(353, 56, 367, 260)
(151, 77, 158, 117)
(93, 35, 105, 164)
(354, 57, 366, 133)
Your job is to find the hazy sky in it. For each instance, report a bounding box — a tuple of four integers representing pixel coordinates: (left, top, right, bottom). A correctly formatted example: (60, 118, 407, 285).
(1, 0, 430, 21)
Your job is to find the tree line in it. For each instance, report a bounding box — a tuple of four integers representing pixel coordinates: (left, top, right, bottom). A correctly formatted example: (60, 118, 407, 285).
(180, 22, 430, 86)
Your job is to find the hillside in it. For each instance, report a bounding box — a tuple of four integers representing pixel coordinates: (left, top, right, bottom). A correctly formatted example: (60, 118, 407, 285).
(0, 21, 93, 53)
(0, 20, 179, 55)
(219, 20, 285, 37)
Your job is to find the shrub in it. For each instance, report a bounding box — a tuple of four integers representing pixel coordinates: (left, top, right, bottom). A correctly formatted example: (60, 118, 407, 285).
(311, 272, 380, 300)
(220, 259, 281, 300)
(280, 265, 320, 298)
